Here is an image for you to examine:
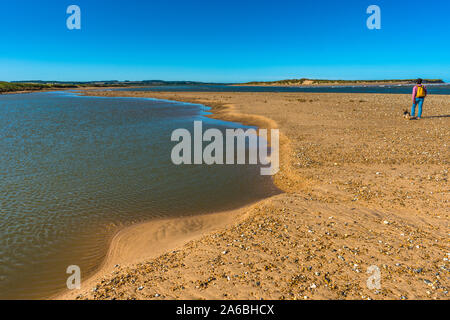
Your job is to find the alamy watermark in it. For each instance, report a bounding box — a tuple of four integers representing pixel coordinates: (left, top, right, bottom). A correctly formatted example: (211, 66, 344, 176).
(66, 265, 81, 290)
(67, 5, 81, 30)
(170, 121, 279, 176)
(366, 5, 381, 30)
(65, 5, 380, 31)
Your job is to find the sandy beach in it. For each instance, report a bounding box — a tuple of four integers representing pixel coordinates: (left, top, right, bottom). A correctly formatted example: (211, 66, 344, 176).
(57, 90, 449, 300)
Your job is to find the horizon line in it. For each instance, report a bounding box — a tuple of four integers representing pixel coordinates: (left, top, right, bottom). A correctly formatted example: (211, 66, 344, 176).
(3, 78, 448, 84)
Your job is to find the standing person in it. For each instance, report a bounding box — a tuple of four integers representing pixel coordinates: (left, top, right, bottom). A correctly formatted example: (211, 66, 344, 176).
(411, 78, 427, 120)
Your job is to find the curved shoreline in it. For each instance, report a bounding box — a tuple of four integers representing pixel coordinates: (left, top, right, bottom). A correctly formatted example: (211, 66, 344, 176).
(55, 90, 449, 300)
(56, 203, 266, 300)
(55, 91, 291, 300)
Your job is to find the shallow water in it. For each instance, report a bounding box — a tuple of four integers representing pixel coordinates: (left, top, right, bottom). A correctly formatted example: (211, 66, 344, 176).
(0, 91, 277, 299)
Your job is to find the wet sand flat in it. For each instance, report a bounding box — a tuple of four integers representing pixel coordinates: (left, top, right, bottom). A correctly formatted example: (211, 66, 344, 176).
(59, 91, 449, 300)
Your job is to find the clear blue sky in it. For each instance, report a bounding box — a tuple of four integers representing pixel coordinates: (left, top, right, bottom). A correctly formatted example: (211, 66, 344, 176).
(1, 0, 449, 82)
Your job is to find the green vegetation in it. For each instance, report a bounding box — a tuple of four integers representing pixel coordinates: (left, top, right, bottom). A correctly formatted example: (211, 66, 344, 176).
(0, 81, 78, 93)
(0, 80, 228, 94)
(242, 78, 445, 86)
(0, 81, 49, 93)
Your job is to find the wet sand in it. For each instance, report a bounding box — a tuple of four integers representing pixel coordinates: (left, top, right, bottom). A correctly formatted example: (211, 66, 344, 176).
(58, 91, 449, 300)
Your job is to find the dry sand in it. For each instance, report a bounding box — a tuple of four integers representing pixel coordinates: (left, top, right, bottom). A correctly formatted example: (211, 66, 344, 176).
(58, 90, 449, 300)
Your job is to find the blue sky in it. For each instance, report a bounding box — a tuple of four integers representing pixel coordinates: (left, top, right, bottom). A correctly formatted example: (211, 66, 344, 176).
(1, 0, 449, 82)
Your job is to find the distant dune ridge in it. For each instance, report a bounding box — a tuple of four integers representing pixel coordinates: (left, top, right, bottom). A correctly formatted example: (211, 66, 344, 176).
(238, 78, 445, 86)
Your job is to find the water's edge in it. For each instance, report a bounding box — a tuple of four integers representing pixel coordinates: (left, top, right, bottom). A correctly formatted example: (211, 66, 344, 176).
(51, 91, 282, 299)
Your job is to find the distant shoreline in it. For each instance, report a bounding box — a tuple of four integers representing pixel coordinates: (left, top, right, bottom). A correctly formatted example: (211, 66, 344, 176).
(233, 79, 446, 87)
(1, 79, 446, 95)
(0, 85, 140, 95)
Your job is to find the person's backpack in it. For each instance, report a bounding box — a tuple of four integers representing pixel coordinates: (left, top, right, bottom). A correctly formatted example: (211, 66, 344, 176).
(416, 85, 426, 98)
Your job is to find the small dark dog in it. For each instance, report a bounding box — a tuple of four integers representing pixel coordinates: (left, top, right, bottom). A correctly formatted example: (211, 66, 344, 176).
(403, 109, 412, 119)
